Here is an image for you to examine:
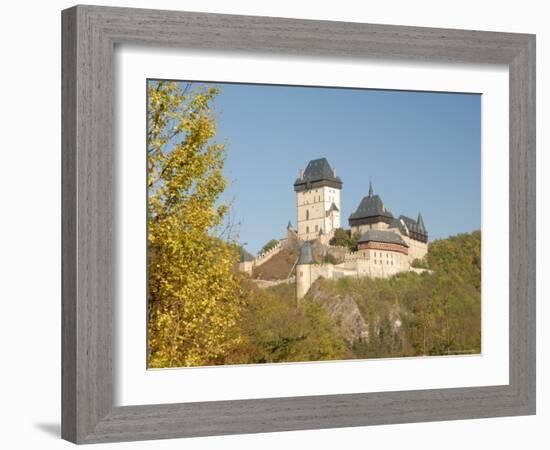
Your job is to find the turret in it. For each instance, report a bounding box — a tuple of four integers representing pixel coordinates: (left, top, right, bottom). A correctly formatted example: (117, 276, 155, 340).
(349, 178, 393, 233)
(417, 212, 426, 234)
(296, 241, 317, 301)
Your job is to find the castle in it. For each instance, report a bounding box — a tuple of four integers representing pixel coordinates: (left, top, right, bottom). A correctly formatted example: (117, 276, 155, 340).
(239, 157, 429, 300)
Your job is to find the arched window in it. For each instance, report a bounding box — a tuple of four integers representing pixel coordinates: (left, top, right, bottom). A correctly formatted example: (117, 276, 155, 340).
(306, 209, 309, 220)
(306, 226, 309, 234)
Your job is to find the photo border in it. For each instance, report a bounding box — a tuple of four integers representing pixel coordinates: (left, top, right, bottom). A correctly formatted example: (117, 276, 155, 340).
(62, 5, 535, 443)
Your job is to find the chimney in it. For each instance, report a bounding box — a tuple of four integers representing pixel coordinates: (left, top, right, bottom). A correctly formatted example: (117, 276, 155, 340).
(333, 166, 336, 177)
(299, 168, 304, 179)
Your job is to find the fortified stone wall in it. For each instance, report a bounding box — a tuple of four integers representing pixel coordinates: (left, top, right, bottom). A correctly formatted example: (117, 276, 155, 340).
(404, 236, 428, 262)
(254, 240, 284, 267)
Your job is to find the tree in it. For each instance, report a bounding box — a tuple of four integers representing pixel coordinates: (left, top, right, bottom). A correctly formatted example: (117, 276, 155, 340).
(323, 253, 337, 264)
(411, 258, 428, 269)
(329, 228, 351, 247)
(225, 282, 349, 364)
(147, 81, 243, 368)
(260, 238, 279, 254)
(349, 231, 362, 251)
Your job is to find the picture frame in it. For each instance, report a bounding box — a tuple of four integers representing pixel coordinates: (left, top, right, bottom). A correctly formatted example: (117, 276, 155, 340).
(61, 4, 536, 444)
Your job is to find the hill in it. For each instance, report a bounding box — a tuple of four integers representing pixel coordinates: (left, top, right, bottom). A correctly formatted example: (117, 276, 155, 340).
(306, 231, 481, 358)
(219, 230, 481, 365)
(252, 248, 298, 280)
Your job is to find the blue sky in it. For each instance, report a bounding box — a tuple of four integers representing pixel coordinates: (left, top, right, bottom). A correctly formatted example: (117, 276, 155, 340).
(175, 81, 480, 255)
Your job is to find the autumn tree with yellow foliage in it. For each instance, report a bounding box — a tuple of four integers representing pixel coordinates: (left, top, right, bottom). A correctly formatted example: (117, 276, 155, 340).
(147, 81, 243, 368)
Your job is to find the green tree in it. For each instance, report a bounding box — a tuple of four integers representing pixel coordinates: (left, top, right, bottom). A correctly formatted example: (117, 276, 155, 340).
(329, 228, 351, 247)
(260, 238, 280, 254)
(323, 253, 338, 264)
(349, 231, 362, 251)
(226, 282, 349, 364)
(411, 258, 428, 269)
(147, 81, 243, 368)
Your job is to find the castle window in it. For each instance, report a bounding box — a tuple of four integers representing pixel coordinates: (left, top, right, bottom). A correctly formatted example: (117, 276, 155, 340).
(306, 209, 309, 220)
(306, 226, 309, 234)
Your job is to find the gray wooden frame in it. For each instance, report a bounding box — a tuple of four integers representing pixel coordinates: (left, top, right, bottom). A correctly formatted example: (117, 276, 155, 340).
(62, 5, 536, 444)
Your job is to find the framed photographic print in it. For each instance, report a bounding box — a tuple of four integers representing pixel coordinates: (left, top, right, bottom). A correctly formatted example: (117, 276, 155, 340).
(62, 5, 536, 444)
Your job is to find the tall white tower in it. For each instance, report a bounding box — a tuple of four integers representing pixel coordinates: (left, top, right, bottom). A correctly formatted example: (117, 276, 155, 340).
(293, 158, 342, 241)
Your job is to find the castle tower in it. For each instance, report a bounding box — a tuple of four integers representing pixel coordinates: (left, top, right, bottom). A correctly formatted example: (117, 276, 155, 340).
(296, 241, 317, 301)
(348, 179, 394, 234)
(293, 158, 342, 241)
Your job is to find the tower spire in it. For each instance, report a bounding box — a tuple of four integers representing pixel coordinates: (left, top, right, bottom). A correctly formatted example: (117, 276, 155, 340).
(368, 178, 374, 197)
(417, 211, 426, 233)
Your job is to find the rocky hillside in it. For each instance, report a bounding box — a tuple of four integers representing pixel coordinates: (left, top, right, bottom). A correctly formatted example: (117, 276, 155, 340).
(303, 231, 482, 358)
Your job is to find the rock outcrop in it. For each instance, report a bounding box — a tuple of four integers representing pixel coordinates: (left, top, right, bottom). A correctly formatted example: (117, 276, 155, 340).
(306, 280, 368, 343)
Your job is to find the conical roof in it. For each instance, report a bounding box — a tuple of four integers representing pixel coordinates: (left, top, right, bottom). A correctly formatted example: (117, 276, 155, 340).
(399, 214, 428, 236)
(297, 241, 317, 265)
(417, 212, 426, 234)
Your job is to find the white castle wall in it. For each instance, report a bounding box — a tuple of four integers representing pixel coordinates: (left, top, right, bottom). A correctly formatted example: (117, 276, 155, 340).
(403, 236, 428, 262)
(238, 260, 254, 275)
(296, 244, 415, 299)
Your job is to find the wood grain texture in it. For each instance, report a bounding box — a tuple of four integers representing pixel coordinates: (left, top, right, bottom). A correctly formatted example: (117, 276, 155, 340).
(61, 5, 536, 444)
(61, 7, 77, 443)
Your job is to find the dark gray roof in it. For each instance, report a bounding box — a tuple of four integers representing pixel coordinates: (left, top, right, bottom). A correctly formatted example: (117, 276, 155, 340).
(349, 194, 393, 220)
(297, 241, 317, 265)
(239, 248, 254, 262)
(388, 217, 408, 236)
(294, 158, 342, 190)
(399, 214, 428, 236)
(417, 212, 426, 234)
(327, 202, 339, 213)
(358, 229, 408, 247)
